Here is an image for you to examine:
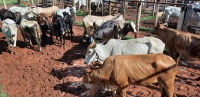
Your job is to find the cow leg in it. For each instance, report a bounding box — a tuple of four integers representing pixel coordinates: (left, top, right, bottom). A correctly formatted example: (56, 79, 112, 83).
(42, 30, 47, 45)
(63, 33, 66, 46)
(50, 28, 54, 44)
(34, 37, 42, 52)
(5, 39, 11, 53)
(158, 76, 176, 97)
(118, 88, 126, 97)
(60, 35, 63, 47)
(21, 31, 27, 46)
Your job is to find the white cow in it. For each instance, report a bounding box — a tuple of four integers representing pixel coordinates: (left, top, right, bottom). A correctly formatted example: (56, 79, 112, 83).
(55, 7, 76, 18)
(9, 6, 31, 15)
(2, 19, 18, 54)
(84, 37, 165, 65)
(163, 2, 200, 25)
(75, 0, 87, 10)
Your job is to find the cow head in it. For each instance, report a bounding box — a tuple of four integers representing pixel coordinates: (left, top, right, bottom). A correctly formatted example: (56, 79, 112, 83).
(85, 40, 99, 65)
(24, 11, 38, 21)
(14, 12, 22, 25)
(83, 68, 93, 83)
(53, 15, 66, 35)
(2, 20, 18, 46)
(153, 23, 167, 35)
(38, 13, 51, 31)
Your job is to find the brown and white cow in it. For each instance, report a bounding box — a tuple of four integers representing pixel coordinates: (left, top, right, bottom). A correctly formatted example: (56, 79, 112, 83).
(83, 54, 178, 97)
(154, 24, 200, 60)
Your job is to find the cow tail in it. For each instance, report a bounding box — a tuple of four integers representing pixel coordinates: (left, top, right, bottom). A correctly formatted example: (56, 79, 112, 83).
(34, 23, 42, 43)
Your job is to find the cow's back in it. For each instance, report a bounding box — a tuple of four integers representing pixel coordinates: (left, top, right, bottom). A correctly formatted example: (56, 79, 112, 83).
(110, 54, 177, 85)
(175, 33, 200, 58)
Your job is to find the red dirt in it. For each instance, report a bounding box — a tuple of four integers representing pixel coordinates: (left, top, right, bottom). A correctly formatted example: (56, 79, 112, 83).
(0, 4, 200, 97)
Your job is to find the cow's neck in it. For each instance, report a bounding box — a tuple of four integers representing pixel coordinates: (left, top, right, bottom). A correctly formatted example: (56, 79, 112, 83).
(96, 44, 113, 61)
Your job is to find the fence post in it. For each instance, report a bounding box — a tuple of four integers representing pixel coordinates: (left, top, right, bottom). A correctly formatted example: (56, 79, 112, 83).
(72, 0, 76, 23)
(2, 0, 7, 9)
(88, 0, 91, 15)
(102, 1, 104, 15)
(108, 0, 111, 15)
(154, 2, 160, 27)
(121, 1, 125, 17)
(86, 0, 88, 11)
(152, 0, 156, 15)
(136, 1, 142, 38)
(177, 6, 187, 30)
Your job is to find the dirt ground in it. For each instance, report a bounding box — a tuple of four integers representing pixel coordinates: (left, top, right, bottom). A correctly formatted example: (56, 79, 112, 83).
(0, 4, 200, 97)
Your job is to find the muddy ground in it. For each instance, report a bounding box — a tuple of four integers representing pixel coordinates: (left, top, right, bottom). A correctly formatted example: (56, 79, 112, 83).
(0, 4, 200, 97)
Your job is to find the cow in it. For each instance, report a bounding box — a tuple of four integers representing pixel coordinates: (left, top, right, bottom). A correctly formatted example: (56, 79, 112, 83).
(75, 0, 87, 10)
(83, 54, 178, 97)
(91, 20, 136, 44)
(91, 2, 98, 15)
(32, 6, 59, 17)
(1, 19, 18, 54)
(82, 14, 124, 42)
(63, 12, 74, 37)
(84, 37, 165, 65)
(0, 9, 17, 23)
(19, 13, 42, 51)
(52, 14, 67, 47)
(153, 24, 200, 60)
(37, 13, 53, 45)
(163, 2, 200, 26)
(9, 6, 32, 16)
(55, 7, 76, 18)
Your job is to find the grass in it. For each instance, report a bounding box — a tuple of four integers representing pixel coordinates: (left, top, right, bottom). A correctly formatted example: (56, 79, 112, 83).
(140, 15, 155, 21)
(141, 9, 152, 14)
(0, 85, 8, 97)
(0, 0, 38, 6)
(139, 27, 153, 33)
(126, 15, 155, 23)
(75, 21, 83, 26)
(0, 0, 18, 5)
(76, 10, 86, 17)
(121, 36, 134, 40)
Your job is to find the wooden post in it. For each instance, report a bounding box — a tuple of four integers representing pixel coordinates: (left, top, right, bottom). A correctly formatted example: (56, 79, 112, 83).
(136, 1, 142, 38)
(108, 0, 111, 15)
(31, 0, 34, 6)
(154, 2, 160, 27)
(88, 0, 91, 15)
(52, 0, 54, 6)
(37, 0, 39, 6)
(86, 0, 88, 11)
(2, 0, 7, 9)
(102, 1, 104, 15)
(174, 0, 177, 6)
(72, 0, 76, 23)
(182, 6, 190, 31)
(61, 0, 64, 8)
(152, 0, 156, 15)
(121, 1, 125, 17)
(177, 6, 187, 30)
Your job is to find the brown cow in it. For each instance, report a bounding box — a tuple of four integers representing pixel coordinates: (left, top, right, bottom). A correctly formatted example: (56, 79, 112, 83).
(37, 13, 53, 44)
(83, 54, 178, 97)
(154, 24, 200, 60)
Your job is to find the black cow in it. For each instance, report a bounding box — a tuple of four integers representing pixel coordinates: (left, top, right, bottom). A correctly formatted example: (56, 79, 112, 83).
(91, 2, 98, 15)
(37, 13, 52, 45)
(63, 12, 74, 37)
(52, 14, 67, 47)
(91, 20, 137, 44)
(0, 9, 21, 25)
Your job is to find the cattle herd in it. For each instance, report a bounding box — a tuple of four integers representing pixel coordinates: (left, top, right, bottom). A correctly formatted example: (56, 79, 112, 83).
(0, 1, 200, 97)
